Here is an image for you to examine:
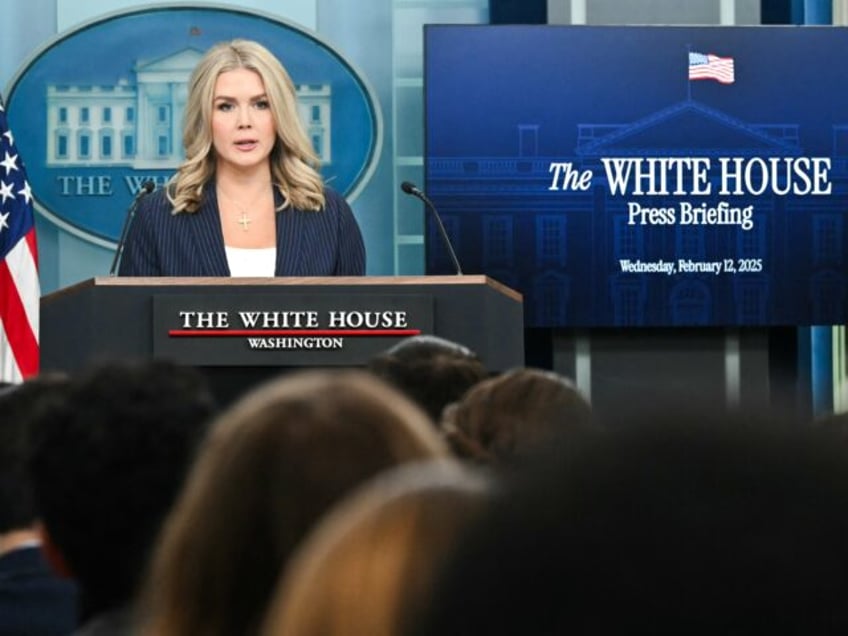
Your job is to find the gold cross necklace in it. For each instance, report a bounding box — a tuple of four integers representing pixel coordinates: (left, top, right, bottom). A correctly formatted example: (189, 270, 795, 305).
(217, 185, 270, 231)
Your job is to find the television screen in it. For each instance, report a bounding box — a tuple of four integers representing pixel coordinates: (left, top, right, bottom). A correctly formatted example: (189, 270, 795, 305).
(424, 25, 848, 327)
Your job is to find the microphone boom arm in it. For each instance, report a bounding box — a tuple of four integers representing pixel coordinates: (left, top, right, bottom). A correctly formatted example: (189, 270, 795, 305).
(401, 181, 463, 275)
(109, 180, 154, 276)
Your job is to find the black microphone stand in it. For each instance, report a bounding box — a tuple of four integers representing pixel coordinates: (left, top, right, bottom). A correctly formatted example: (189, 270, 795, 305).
(109, 181, 154, 276)
(401, 181, 463, 275)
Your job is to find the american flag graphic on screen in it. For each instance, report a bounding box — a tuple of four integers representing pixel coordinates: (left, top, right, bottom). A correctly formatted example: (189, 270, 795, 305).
(688, 51, 735, 84)
(0, 97, 39, 382)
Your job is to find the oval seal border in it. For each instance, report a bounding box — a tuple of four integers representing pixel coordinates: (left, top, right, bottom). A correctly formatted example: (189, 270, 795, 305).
(5, 3, 383, 247)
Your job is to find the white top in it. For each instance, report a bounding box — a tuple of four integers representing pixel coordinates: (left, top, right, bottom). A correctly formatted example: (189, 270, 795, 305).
(224, 246, 277, 277)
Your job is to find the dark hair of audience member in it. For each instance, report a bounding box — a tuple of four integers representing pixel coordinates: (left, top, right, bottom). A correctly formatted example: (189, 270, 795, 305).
(0, 374, 79, 635)
(417, 408, 848, 634)
(262, 460, 492, 636)
(139, 369, 449, 636)
(810, 410, 848, 442)
(0, 373, 71, 535)
(367, 335, 489, 422)
(440, 367, 596, 464)
(27, 359, 217, 622)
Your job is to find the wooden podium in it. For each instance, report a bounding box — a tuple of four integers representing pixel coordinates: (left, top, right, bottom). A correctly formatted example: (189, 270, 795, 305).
(41, 275, 524, 403)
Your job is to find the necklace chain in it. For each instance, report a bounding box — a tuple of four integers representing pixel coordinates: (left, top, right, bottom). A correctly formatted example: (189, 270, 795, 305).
(217, 186, 271, 232)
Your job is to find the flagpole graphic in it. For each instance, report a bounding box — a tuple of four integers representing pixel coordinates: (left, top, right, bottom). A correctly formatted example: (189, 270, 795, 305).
(0, 96, 40, 383)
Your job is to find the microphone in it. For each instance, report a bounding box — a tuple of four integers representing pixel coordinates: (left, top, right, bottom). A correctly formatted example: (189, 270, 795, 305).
(400, 181, 463, 275)
(109, 180, 155, 276)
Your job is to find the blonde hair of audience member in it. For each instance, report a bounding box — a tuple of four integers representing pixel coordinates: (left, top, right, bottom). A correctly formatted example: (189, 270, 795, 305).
(171, 38, 324, 213)
(441, 367, 595, 463)
(138, 370, 448, 636)
(262, 460, 491, 636)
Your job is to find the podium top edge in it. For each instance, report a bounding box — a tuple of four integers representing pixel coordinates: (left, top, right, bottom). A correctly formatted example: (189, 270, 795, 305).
(43, 275, 523, 304)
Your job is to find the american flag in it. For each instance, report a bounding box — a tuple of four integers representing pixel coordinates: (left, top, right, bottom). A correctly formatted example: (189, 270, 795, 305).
(0, 97, 39, 383)
(688, 51, 735, 84)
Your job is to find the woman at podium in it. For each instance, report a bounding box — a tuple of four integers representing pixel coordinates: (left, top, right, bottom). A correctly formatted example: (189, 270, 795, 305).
(117, 39, 365, 278)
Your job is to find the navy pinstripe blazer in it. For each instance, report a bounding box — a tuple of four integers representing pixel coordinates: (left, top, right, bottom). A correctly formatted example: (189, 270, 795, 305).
(117, 185, 365, 276)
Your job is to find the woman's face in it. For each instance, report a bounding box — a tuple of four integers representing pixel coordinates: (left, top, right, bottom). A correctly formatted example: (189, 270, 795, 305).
(211, 68, 277, 175)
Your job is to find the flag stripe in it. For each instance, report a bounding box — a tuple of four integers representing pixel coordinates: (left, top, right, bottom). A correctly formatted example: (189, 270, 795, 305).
(12, 228, 40, 339)
(25, 227, 38, 263)
(0, 240, 39, 379)
(0, 330, 23, 382)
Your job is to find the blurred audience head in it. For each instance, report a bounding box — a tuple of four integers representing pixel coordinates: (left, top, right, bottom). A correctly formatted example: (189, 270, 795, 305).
(441, 367, 596, 464)
(140, 369, 448, 636)
(418, 408, 848, 634)
(367, 335, 488, 422)
(27, 359, 217, 620)
(0, 373, 71, 536)
(263, 460, 491, 636)
(810, 410, 848, 443)
(0, 373, 79, 635)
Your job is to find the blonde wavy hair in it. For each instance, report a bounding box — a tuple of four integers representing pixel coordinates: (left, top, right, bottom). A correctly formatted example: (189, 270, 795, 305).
(261, 461, 490, 636)
(137, 370, 448, 636)
(169, 39, 325, 213)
